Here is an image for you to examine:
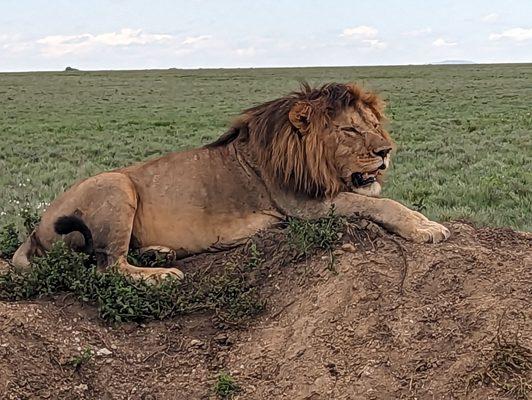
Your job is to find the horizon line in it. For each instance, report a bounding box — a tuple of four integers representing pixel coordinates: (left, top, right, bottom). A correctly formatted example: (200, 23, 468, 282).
(1, 61, 532, 74)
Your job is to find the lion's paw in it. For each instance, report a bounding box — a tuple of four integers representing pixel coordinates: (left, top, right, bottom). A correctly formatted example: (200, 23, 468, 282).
(409, 220, 451, 243)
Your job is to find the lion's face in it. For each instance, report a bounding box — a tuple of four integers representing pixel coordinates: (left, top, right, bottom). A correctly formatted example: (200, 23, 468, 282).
(331, 105, 393, 197)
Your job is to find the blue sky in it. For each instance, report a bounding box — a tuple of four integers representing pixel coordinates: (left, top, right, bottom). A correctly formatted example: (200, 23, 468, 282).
(0, 0, 531, 71)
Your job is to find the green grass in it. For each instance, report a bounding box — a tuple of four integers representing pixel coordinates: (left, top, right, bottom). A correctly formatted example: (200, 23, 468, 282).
(0, 241, 265, 323)
(214, 372, 240, 398)
(287, 207, 344, 257)
(69, 347, 94, 371)
(0, 211, 346, 324)
(0, 64, 531, 231)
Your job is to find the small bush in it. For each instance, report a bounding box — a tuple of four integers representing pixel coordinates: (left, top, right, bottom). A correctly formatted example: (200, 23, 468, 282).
(287, 208, 344, 257)
(0, 223, 21, 258)
(214, 372, 240, 398)
(20, 208, 40, 233)
(69, 347, 93, 371)
(0, 242, 264, 324)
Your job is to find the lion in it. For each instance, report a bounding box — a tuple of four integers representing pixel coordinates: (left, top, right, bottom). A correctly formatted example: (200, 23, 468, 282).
(12, 83, 450, 281)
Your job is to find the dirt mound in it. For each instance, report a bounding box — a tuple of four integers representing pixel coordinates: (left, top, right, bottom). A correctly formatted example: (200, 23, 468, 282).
(0, 221, 530, 399)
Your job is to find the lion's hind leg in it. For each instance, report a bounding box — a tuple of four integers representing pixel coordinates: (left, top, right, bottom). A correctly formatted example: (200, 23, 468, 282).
(49, 172, 183, 283)
(116, 256, 184, 283)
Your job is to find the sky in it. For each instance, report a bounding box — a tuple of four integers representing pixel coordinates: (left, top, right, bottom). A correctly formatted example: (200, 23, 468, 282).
(0, 0, 531, 71)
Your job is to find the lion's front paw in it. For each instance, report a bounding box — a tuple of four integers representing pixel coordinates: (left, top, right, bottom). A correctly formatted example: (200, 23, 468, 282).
(408, 219, 451, 243)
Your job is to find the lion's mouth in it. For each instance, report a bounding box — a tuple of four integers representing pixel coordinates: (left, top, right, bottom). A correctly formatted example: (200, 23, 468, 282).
(351, 171, 378, 188)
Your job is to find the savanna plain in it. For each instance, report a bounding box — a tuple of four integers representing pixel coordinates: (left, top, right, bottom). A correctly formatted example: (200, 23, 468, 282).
(0, 64, 531, 230)
(0, 64, 530, 399)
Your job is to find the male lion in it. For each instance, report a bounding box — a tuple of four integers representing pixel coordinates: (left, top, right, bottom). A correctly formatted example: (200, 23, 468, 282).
(12, 83, 450, 280)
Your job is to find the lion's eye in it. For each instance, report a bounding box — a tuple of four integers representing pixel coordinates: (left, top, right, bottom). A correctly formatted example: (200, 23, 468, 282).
(341, 126, 361, 134)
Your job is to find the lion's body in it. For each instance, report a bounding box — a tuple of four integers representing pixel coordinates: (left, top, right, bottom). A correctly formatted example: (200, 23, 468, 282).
(123, 146, 280, 253)
(13, 83, 450, 281)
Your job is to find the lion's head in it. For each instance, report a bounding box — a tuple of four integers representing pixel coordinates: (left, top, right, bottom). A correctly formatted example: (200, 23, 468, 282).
(209, 82, 394, 198)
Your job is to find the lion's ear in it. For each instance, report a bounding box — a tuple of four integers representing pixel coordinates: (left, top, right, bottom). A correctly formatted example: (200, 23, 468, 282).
(289, 101, 313, 133)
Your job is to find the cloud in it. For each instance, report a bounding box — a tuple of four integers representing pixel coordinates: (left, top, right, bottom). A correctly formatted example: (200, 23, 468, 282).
(36, 28, 174, 57)
(340, 25, 378, 38)
(182, 35, 212, 45)
(234, 46, 256, 56)
(0, 34, 35, 54)
(432, 38, 457, 47)
(481, 13, 499, 22)
(402, 28, 432, 37)
(362, 39, 387, 49)
(339, 26, 386, 49)
(489, 27, 532, 41)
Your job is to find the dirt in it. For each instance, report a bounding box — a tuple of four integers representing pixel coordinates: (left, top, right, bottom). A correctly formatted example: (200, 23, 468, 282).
(0, 221, 530, 400)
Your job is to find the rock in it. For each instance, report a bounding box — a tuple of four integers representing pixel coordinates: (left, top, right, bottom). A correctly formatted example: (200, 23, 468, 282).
(190, 339, 204, 348)
(341, 243, 357, 253)
(214, 333, 232, 345)
(96, 347, 112, 356)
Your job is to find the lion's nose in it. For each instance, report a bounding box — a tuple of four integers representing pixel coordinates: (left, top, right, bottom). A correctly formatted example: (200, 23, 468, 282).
(373, 147, 392, 159)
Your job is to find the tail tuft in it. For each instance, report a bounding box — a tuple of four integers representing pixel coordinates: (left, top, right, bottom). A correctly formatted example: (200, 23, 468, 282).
(54, 215, 93, 254)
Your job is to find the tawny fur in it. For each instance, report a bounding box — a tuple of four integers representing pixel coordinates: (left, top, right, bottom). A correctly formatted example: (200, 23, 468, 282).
(12, 83, 450, 281)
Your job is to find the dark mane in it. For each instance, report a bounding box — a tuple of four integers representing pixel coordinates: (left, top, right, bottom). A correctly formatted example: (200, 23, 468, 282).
(207, 82, 385, 197)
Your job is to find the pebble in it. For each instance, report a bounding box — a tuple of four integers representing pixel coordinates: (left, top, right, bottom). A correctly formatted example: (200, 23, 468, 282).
(96, 347, 112, 356)
(341, 243, 357, 253)
(190, 339, 204, 348)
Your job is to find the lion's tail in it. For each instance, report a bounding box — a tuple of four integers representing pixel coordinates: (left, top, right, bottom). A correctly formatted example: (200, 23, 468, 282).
(54, 215, 94, 254)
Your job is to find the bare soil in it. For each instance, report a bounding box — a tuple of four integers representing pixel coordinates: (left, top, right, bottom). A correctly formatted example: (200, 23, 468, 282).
(0, 221, 530, 400)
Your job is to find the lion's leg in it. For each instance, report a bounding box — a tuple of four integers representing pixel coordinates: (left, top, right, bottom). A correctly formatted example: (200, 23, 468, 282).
(73, 175, 185, 281)
(21, 172, 183, 281)
(326, 192, 450, 243)
(116, 256, 184, 282)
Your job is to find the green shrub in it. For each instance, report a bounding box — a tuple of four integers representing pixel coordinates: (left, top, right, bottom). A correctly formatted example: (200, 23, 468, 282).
(0, 242, 264, 324)
(287, 208, 344, 257)
(0, 223, 21, 258)
(214, 372, 240, 398)
(69, 347, 93, 371)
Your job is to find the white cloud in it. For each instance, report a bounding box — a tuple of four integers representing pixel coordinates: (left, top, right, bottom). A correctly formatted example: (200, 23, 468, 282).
(489, 27, 532, 41)
(182, 35, 212, 45)
(432, 38, 457, 47)
(0, 34, 35, 54)
(481, 13, 499, 22)
(362, 39, 387, 49)
(234, 46, 256, 56)
(340, 25, 378, 38)
(36, 28, 174, 57)
(402, 28, 432, 37)
(339, 26, 386, 49)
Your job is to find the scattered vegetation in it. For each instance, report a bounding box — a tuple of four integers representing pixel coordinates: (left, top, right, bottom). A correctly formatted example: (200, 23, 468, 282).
(20, 209, 39, 234)
(0, 241, 265, 324)
(69, 347, 93, 371)
(214, 372, 240, 398)
(0, 223, 20, 258)
(287, 208, 344, 258)
(0, 209, 349, 324)
(0, 208, 39, 258)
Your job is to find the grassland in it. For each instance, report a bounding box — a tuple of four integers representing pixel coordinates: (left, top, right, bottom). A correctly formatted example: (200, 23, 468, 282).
(0, 64, 530, 231)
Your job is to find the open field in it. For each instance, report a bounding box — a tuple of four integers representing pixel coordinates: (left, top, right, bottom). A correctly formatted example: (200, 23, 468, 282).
(1, 64, 531, 231)
(0, 65, 531, 399)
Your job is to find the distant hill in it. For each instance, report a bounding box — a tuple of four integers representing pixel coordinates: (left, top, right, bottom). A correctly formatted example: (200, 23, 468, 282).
(430, 60, 475, 65)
